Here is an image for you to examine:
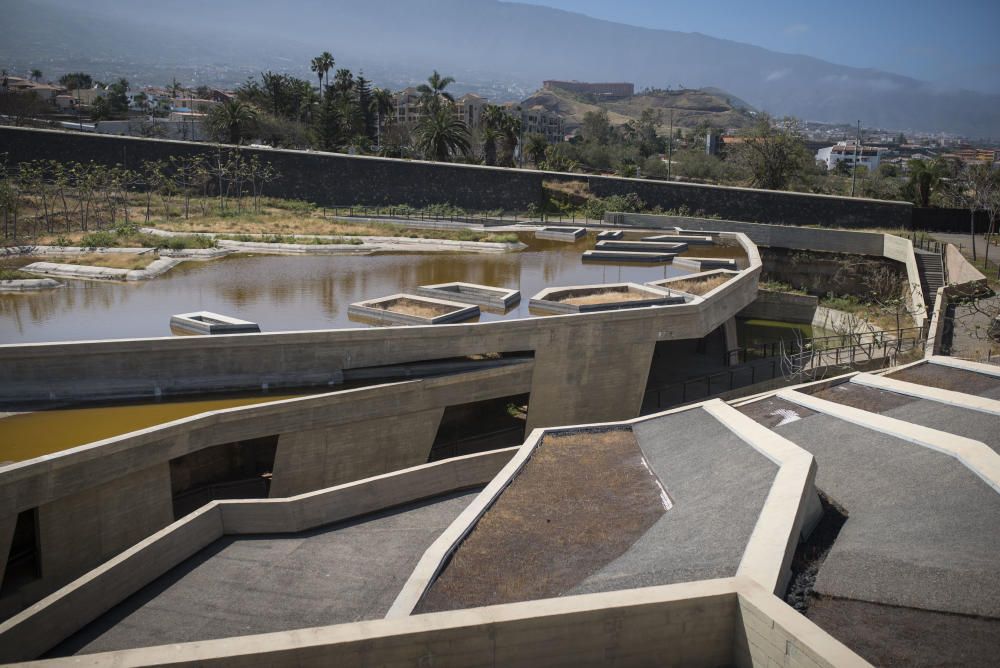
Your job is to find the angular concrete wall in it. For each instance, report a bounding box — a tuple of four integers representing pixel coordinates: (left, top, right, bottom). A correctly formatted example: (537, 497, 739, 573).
(738, 290, 819, 324)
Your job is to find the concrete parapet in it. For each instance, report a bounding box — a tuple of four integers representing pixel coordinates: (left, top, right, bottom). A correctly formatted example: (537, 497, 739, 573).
(738, 290, 818, 324)
(414, 282, 520, 310)
(348, 293, 480, 325)
(581, 249, 676, 263)
(529, 282, 683, 314)
(535, 226, 586, 242)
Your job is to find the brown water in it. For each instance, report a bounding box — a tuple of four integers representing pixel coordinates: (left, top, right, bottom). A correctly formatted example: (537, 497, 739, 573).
(0, 232, 745, 344)
(0, 392, 306, 464)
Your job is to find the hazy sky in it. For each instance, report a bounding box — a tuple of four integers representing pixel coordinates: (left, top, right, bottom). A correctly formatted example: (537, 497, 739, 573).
(516, 0, 1000, 93)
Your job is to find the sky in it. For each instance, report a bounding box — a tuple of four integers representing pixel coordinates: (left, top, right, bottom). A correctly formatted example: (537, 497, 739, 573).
(516, 0, 1000, 94)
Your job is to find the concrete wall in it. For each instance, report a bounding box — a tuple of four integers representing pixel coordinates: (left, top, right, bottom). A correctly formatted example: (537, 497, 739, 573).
(882, 233, 928, 328)
(944, 243, 987, 291)
(0, 363, 531, 617)
(0, 126, 910, 228)
(738, 290, 818, 324)
(0, 449, 516, 662)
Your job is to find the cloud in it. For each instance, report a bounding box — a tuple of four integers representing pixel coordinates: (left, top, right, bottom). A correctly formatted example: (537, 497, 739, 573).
(784, 23, 809, 35)
(765, 69, 791, 82)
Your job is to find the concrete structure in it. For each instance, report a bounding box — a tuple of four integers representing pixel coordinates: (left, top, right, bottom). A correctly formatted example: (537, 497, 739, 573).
(675, 257, 739, 271)
(581, 249, 677, 263)
(535, 226, 585, 241)
(529, 282, 685, 314)
(169, 312, 260, 335)
(643, 233, 715, 245)
(738, 290, 819, 324)
(414, 282, 521, 310)
(347, 293, 480, 325)
(595, 230, 623, 240)
(595, 239, 689, 253)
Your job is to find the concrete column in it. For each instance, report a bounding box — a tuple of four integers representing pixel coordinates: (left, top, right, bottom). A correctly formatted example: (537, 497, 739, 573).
(526, 321, 658, 431)
(724, 317, 740, 366)
(0, 514, 17, 589)
(270, 408, 446, 498)
(37, 463, 173, 597)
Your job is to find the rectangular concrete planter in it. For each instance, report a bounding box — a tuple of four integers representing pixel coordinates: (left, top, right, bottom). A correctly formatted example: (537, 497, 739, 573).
(582, 250, 676, 264)
(348, 293, 480, 326)
(596, 230, 623, 240)
(169, 311, 261, 335)
(530, 282, 684, 314)
(674, 257, 738, 271)
(595, 240, 689, 253)
(643, 233, 715, 245)
(414, 282, 521, 311)
(536, 226, 586, 242)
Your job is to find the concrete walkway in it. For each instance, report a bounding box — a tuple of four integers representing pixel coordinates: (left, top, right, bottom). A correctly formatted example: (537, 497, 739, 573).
(48, 489, 482, 657)
(568, 408, 777, 595)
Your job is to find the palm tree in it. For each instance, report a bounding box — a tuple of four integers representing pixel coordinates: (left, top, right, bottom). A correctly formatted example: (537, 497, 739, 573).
(370, 87, 395, 150)
(525, 133, 548, 167)
(498, 113, 522, 168)
(906, 158, 947, 208)
(208, 100, 258, 144)
(480, 104, 506, 166)
(310, 51, 334, 92)
(332, 68, 355, 97)
(30, 69, 42, 82)
(416, 70, 455, 111)
(415, 103, 470, 162)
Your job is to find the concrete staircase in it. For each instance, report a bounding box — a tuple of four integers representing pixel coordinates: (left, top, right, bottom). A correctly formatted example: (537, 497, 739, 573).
(914, 248, 944, 311)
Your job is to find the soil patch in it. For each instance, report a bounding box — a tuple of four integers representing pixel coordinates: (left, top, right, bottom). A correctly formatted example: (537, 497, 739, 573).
(663, 274, 729, 295)
(70, 253, 156, 270)
(888, 363, 1000, 395)
(372, 298, 454, 318)
(416, 428, 667, 612)
(811, 382, 917, 413)
(561, 288, 658, 306)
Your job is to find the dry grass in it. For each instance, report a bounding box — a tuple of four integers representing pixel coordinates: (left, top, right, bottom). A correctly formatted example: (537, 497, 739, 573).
(416, 428, 666, 612)
(69, 253, 156, 270)
(663, 273, 730, 295)
(561, 288, 658, 305)
(372, 298, 453, 318)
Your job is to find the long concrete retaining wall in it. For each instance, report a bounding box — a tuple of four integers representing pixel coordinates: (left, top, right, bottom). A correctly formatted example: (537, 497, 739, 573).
(15, 578, 868, 667)
(0, 449, 517, 663)
(612, 213, 928, 328)
(1, 126, 910, 228)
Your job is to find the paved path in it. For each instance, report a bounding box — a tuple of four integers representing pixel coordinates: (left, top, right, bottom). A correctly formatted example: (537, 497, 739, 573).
(568, 407, 776, 595)
(49, 489, 482, 657)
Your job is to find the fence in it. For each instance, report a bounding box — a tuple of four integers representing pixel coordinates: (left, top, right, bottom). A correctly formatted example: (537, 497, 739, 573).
(643, 326, 927, 411)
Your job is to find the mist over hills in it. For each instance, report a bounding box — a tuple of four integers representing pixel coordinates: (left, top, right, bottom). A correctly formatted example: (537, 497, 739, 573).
(5, 0, 999, 137)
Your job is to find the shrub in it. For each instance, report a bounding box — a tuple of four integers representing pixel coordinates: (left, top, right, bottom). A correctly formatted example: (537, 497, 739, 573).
(80, 231, 118, 248)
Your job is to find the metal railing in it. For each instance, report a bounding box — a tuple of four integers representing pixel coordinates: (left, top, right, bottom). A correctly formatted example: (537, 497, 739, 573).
(726, 326, 925, 366)
(643, 326, 927, 412)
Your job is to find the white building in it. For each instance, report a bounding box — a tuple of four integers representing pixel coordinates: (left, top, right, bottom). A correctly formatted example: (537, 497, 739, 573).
(816, 141, 885, 172)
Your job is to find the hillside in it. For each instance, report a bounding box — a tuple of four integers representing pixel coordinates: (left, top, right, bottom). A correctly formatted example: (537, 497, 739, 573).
(521, 87, 754, 135)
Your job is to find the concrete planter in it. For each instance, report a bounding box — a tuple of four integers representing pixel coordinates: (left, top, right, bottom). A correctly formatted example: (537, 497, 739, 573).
(348, 293, 480, 326)
(169, 311, 261, 335)
(535, 226, 586, 242)
(582, 249, 675, 264)
(596, 230, 623, 240)
(530, 282, 684, 314)
(595, 240, 689, 253)
(414, 282, 521, 311)
(643, 233, 715, 245)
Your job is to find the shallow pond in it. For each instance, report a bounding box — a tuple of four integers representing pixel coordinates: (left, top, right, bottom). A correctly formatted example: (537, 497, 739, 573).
(0, 232, 745, 344)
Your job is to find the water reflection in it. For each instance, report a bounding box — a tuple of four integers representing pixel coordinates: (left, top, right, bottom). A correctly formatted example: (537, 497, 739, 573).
(0, 233, 745, 344)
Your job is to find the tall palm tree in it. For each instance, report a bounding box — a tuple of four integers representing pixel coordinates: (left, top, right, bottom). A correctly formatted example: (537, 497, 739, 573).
(498, 113, 522, 168)
(415, 103, 470, 162)
(370, 87, 395, 150)
(480, 104, 506, 166)
(332, 68, 355, 97)
(416, 70, 455, 111)
(525, 133, 548, 167)
(310, 52, 334, 92)
(30, 69, 42, 82)
(208, 100, 258, 145)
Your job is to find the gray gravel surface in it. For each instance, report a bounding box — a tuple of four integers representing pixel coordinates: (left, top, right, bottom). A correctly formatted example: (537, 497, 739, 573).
(569, 408, 777, 594)
(50, 489, 482, 656)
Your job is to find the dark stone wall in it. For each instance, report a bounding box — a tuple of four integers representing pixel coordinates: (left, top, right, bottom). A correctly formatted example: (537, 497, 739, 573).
(1, 126, 912, 228)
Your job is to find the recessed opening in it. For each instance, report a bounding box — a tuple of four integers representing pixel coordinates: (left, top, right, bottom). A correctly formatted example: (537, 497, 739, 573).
(1, 508, 40, 598)
(169, 436, 279, 519)
(427, 393, 530, 462)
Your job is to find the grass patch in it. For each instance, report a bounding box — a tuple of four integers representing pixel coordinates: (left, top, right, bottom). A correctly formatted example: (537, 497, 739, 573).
(0, 267, 36, 280)
(70, 253, 156, 270)
(372, 298, 455, 318)
(561, 288, 660, 305)
(216, 233, 364, 245)
(759, 280, 808, 295)
(662, 273, 731, 295)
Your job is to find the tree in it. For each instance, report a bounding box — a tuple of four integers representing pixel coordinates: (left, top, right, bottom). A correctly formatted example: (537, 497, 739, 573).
(29, 69, 42, 83)
(168, 78, 182, 99)
(526, 133, 548, 167)
(414, 103, 470, 161)
(581, 109, 612, 144)
(207, 100, 258, 144)
(905, 158, 948, 208)
(480, 104, 506, 166)
(949, 163, 1000, 263)
(355, 73, 375, 141)
(58, 72, 92, 90)
(728, 115, 812, 190)
(310, 51, 334, 92)
(416, 70, 455, 112)
(497, 113, 522, 168)
(107, 78, 129, 113)
(370, 87, 395, 150)
(332, 68, 355, 98)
